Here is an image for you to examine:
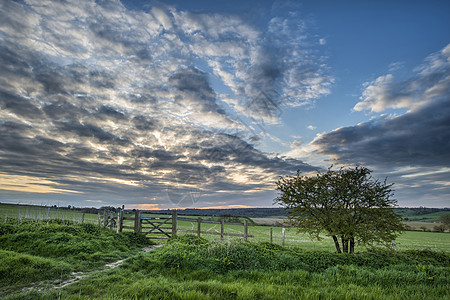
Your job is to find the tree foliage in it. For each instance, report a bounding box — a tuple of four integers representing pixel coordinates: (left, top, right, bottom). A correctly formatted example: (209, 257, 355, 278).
(440, 214, 450, 229)
(275, 166, 405, 253)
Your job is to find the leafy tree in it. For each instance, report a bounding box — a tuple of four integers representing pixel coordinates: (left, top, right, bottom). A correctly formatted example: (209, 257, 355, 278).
(440, 214, 450, 229)
(433, 225, 446, 232)
(275, 166, 405, 253)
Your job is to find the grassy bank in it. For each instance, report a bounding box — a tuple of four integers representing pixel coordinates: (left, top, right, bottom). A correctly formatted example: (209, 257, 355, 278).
(0, 218, 153, 295)
(6, 234, 449, 299)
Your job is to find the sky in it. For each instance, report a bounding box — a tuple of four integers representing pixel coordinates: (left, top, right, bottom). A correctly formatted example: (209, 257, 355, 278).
(0, 0, 449, 209)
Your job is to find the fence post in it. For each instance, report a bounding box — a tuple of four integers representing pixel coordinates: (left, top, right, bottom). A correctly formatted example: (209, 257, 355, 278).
(172, 210, 177, 237)
(270, 228, 273, 243)
(81, 212, 85, 223)
(103, 209, 108, 227)
(197, 217, 201, 237)
(221, 218, 224, 241)
(98, 213, 101, 227)
(282, 228, 286, 247)
(243, 220, 248, 241)
(117, 205, 124, 233)
(134, 210, 141, 233)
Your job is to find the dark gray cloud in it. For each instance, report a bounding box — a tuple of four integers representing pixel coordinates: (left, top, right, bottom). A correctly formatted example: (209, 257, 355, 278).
(313, 97, 450, 168)
(169, 67, 224, 114)
(0, 91, 44, 119)
(315, 44, 450, 168)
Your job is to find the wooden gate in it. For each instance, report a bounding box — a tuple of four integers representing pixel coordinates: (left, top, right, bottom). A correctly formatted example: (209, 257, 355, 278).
(117, 210, 177, 240)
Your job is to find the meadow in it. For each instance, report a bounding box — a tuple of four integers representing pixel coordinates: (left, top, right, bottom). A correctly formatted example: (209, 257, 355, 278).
(0, 203, 100, 224)
(1, 226, 449, 299)
(1, 204, 450, 299)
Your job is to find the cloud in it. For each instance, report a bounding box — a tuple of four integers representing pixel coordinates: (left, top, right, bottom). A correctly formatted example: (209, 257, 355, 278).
(354, 44, 450, 113)
(174, 9, 333, 122)
(313, 98, 450, 168)
(311, 44, 450, 206)
(0, 0, 326, 208)
(316, 44, 450, 168)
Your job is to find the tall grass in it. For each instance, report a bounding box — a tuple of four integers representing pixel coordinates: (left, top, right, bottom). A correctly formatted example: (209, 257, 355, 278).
(8, 234, 449, 299)
(0, 218, 153, 296)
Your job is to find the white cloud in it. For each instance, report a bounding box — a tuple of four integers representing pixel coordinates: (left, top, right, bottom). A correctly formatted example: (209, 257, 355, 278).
(355, 43, 450, 113)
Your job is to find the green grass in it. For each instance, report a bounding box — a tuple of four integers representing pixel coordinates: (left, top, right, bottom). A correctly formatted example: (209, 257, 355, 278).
(172, 218, 450, 252)
(2, 215, 450, 300)
(0, 249, 72, 294)
(0, 203, 99, 224)
(10, 204, 442, 252)
(0, 218, 153, 296)
(396, 231, 450, 251)
(7, 235, 449, 299)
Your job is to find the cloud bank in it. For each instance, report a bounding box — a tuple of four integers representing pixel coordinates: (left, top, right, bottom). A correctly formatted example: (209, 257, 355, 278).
(312, 44, 450, 206)
(0, 0, 330, 208)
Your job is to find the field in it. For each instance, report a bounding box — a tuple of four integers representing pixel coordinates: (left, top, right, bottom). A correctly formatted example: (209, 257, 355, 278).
(1, 203, 450, 299)
(0, 203, 100, 224)
(1, 203, 449, 252)
(1, 220, 449, 299)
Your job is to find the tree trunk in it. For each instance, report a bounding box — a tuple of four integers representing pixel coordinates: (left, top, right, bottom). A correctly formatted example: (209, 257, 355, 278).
(332, 235, 341, 253)
(341, 235, 348, 253)
(349, 236, 355, 254)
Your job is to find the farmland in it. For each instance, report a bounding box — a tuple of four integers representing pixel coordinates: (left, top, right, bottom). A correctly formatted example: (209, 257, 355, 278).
(1, 203, 450, 299)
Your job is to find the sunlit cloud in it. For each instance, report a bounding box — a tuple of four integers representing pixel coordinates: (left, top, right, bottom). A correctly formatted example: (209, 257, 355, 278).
(0, 173, 82, 194)
(0, 0, 325, 208)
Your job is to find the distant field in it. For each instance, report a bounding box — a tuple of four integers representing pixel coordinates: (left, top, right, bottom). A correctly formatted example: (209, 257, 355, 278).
(250, 217, 287, 226)
(402, 211, 449, 222)
(0, 203, 99, 224)
(396, 208, 450, 222)
(404, 221, 444, 231)
(2, 204, 449, 252)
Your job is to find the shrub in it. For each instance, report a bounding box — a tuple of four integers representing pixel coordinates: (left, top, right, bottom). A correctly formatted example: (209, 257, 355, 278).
(433, 225, 446, 232)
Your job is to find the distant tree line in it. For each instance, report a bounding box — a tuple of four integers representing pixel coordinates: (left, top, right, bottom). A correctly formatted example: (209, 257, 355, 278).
(144, 208, 287, 218)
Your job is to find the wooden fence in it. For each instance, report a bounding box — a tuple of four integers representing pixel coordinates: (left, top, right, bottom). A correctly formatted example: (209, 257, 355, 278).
(116, 209, 253, 241)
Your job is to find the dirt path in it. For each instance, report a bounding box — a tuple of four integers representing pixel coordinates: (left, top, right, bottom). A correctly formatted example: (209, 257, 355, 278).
(19, 244, 164, 294)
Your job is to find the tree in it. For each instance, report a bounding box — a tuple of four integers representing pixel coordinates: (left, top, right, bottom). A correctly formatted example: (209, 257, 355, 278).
(275, 166, 405, 253)
(440, 214, 450, 229)
(433, 225, 446, 233)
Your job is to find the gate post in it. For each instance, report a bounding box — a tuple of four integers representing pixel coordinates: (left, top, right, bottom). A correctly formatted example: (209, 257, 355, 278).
(220, 218, 224, 241)
(197, 217, 201, 237)
(117, 205, 124, 233)
(172, 210, 177, 237)
(243, 220, 248, 241)
(134, 210, 141, 233)
(270, 228, 273, 243)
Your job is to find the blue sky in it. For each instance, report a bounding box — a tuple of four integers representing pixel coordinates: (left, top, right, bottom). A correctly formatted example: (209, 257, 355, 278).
(0, 0, 449, 209)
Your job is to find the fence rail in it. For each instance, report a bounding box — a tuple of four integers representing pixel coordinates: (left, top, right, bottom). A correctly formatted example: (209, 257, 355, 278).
(117, 209, 252, 241)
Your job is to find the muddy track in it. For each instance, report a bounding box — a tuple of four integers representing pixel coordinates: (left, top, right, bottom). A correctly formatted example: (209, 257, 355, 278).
(15, 244, 163, 295)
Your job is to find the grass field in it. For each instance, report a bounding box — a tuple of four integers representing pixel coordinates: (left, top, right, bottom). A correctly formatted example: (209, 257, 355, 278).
(175, 219, 450, 252)
(0, 203, 99, 224)
(2, 227, 449, 300)
(2, 204, 449, 252)
(1, 204, 450, 299)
